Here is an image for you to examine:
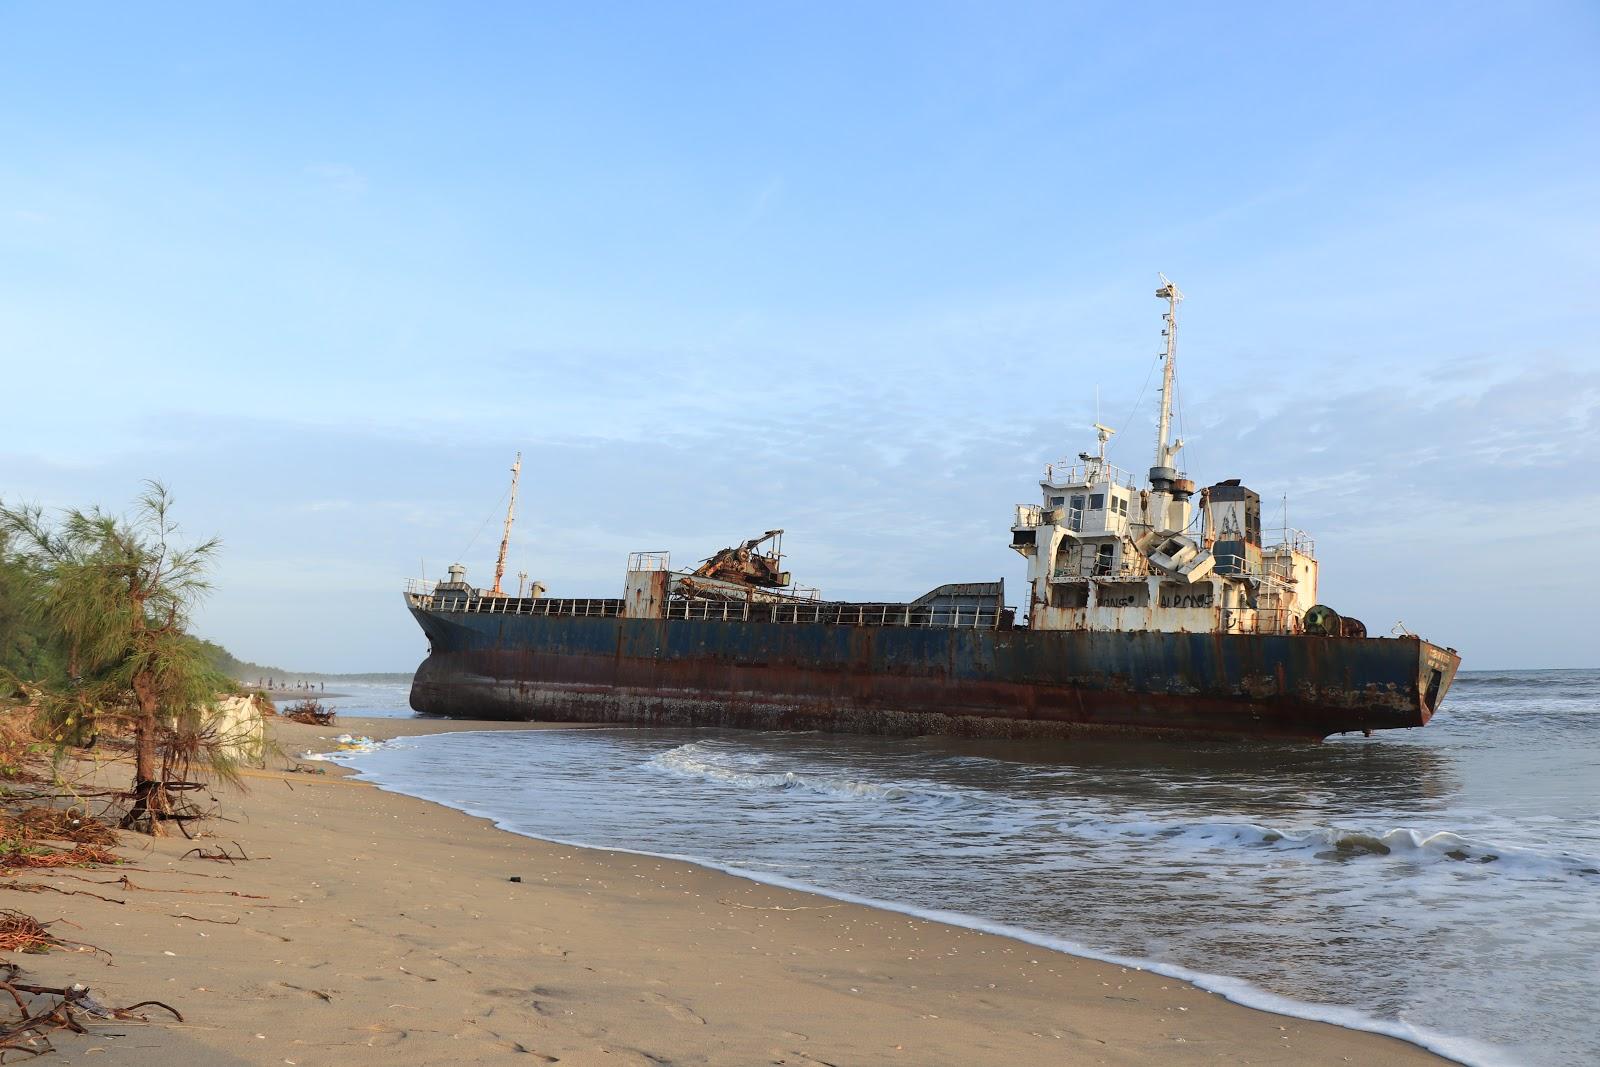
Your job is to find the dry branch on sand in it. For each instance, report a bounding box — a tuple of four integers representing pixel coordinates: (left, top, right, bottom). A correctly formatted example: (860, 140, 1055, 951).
(180, 841, 249, 864)
(0, 845, 119, 873)
(0, 912, 65, 957)
(0, 698, 196, 1057)
(12, 810, 117, 849)
(0, 735, 127, 876)
(0, 911, 105, 959)
(0, 961, 180, 1060)
(280, 699, 335, 726)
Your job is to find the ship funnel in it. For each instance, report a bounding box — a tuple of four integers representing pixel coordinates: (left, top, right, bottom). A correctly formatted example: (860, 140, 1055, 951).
(447, 563, 467, 585)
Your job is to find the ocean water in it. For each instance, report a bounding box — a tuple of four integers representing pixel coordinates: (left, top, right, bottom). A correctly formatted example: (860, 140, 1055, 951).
(285, 681, 416, 718)
(324, 670, 1600, 1066)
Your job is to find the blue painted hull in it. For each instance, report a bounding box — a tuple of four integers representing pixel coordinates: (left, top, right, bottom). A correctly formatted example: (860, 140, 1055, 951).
(406, 605, 1459, 740)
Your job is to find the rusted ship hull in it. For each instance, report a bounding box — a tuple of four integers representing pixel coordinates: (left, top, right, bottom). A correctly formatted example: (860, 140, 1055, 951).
(406, 607, 1459, 741)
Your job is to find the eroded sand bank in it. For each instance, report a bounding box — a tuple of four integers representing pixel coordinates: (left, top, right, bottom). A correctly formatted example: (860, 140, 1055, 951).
(14, 716, 1446, 1065)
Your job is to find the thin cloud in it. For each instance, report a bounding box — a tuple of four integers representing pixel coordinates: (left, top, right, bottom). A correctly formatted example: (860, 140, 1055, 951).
(303, 162, 368, 195)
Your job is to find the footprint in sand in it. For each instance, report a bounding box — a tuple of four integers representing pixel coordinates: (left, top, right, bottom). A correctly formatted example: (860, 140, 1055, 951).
(770, 1052, 841, 1067)
(357, 1024, 409, 1049)
(482, 986, 578, 1021)
(644, 991, 705, 1025)
(531, 1000, 571, 1019)
(460, 1019, 559, 1061)
(586, 1045, 661, 1067)
(484, 985, 567, 1001)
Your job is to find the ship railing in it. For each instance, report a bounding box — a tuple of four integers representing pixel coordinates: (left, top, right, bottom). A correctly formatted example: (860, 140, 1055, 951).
(1226, 607, 1301, 635)
(1213, 553, 1278, 579)
(404, 577, 438, 595)
(1016, 504, 1087, 532)
(1051, 557, 1143, 579)
(665, 601, 748, 622)
(1211, 553, 1300, 590)
(627, 551, 671, 572)
(420, 595, 624, 618)
(1264, 529, 1316, 559)
(666, 600, 1010, 629)
(1042, 459, 1138, 490)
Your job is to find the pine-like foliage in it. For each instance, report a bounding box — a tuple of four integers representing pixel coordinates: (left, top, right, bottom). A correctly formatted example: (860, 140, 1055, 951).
(0, 483, 233, 834)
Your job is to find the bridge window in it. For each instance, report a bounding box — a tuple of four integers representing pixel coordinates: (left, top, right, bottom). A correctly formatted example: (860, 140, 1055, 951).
(1051, 584, 1088, 608)
(1089, 493, 1104, 510)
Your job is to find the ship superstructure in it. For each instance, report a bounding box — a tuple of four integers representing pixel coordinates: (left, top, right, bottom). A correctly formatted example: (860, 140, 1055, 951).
(404, 278, 1459, 740)
(1011, 277, 1325, 639)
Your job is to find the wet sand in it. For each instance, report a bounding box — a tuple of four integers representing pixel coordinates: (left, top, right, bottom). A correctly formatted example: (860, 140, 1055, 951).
(15, 716, 1448, 1065)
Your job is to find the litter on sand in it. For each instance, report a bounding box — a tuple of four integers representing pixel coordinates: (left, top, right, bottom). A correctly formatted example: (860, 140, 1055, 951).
(301, 735, 380, 762)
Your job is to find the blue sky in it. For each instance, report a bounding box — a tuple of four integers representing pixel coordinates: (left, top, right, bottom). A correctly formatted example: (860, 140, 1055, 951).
(2, 3, 1596, 670)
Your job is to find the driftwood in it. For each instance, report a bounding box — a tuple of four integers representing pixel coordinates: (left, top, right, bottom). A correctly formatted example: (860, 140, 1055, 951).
(0, 962, 180, 1060)
(281, 700, 335, 726)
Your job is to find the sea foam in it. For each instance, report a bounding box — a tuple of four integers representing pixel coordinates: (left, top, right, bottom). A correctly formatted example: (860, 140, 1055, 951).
(337, 735, 1513, 1067)
(646, 741, 967, 806)
(1066, 816, 1600, 879)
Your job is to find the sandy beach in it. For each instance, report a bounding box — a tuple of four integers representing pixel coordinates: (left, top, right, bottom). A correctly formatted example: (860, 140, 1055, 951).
(8, 716, 1447, 1066)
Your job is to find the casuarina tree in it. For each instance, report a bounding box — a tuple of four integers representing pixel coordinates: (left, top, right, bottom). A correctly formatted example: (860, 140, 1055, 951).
(0, 483, 228, 834)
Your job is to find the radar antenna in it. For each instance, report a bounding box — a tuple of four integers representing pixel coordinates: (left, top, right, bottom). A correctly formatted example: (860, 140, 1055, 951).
(1093, 422, 1116, 466)
(489, 451, 521, 597)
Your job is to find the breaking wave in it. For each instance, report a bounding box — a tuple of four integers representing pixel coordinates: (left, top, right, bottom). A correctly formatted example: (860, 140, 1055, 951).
(646, 742, 967, 806)
(325, 708, 1600, 1067)
(1070, 817, 1600, 878)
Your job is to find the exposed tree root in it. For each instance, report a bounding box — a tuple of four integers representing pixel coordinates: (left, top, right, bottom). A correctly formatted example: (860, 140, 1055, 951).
(179, 841, 249, 864)
(0, 846, 119, 873)
(0, 884, 123, 906)
(0, 911, 105, 959)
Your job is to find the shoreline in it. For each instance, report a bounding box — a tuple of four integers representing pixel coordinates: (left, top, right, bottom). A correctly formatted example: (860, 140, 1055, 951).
(305, 717, 1458, 1064)
(18, 715, 1453, 1065)
(330, 719, 1481, 1066)
(357, 786, 1477, 1063)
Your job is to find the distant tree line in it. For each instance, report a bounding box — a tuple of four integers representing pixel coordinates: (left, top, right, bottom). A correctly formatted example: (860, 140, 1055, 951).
(188, 637, 282, 683)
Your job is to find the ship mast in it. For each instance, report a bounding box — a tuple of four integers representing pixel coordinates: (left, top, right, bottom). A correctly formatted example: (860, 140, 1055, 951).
(489, 451, 521, 597)
(1151, 274, 1184, 482)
